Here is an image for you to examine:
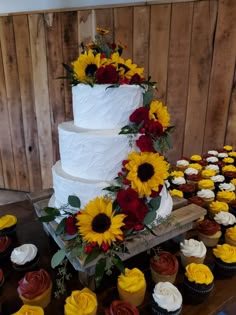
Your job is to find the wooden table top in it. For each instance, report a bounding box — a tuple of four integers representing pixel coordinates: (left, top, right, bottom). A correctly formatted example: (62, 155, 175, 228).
(1, 200, 236, 315)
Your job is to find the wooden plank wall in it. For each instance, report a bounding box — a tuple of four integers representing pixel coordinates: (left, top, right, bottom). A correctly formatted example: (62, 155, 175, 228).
(0, 0, 235, 192)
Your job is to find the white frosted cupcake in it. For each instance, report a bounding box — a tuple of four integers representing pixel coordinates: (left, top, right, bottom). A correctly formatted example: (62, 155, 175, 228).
(176, 159, 189, 171)
(197, 189, 215, 204)
(205, 164, 220, 174)
(180, 239, 207, 267)
(151, 282, 182, 315)
(10, 244, 39, 271)
(214, 211, 236, 236)
(219, 183, 235, 191)
(206, 156, 219, 164)
(208, 150, 218, 156)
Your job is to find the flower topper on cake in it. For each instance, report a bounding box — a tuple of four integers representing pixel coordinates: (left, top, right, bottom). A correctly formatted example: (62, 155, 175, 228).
(62, 27, 152, 87)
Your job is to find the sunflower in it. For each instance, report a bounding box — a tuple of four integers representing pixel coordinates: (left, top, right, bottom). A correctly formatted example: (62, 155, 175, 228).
(125, 152, 169, 197)
(71, 50, 102, 82)
(76, 197, 126, 246)
(149, 100, 170, 129)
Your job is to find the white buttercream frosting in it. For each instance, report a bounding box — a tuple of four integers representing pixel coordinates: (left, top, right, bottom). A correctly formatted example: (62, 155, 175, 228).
(205, 164, 219, 172)
(172, 177, 186, 185)
(219, 183, 235, 191)
(72, 84, 143, 129)
(214, 211, 236, 226)
(180, 239, 206, 258)
(197, 189, 215, 199)
(206, 156, 219, 163)
(211, 175, 225, 183)
(10, 244, 37, 265)
(208, 150, 218, 156)
(184, 167, 198, 175)
(152, 282, 182, 312)
(218, 152, 228, 158)
(176, 160, 189, 167)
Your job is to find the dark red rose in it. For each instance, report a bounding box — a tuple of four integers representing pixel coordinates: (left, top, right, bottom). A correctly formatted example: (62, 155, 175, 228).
(150, 185, 163, 198)
(147, 120, 163, 137)
(136, 135, 155, 152)
(101, 242, 110, 252)
(105, 300, 140, 315)
(119, 77, 130, 85)
(117, 188, 148, 229)
(95, 65, 119, 84)
(85, 244, 93, 254)
(130, 74, 144, 84)
(65, 216, 77, 235)
(129, 107, 149, 124)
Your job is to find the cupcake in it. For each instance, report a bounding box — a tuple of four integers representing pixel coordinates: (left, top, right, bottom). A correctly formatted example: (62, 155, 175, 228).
(211, 174, 225, 192)
(0, 214, 17, 236)
(216, 190, 235, 204)
(0, 235, 12, 264)
(213, 244, 236, 277)
(197, 219, 221, 247)
(223, 145, 233, 152)
(11, 243, 39, 271)
(151, 282, 182, 315)
(225, 226, 236, 246)
(196, 189, 215, 205)
(0, 268, 4, 288)
(178, 183, 195, 199)
(188, 163, 202, 172)
(223, 157, 234, 165)
(180, 238, 207, 267)
(214, 211, 236, 236)
(208, 201, 229, 218)
(218, 182, 235, 192)
(105, 300, 139, 315)
(188, 196, 206, 208)
(185, 173, 202, 189)
(206, 156, 218, 164)
(117, 268, 146, 307)
(170, 176, 186, 190)
(176, 159, 189, 171)
(229, 199, 236, 216)
(65, 288, 97, 315)
(17, 269, 52, 308)
(201, 169, 216, 179)
(198, 179, 215, 191)
(190, 154, 202, 163)
(207, 150, 218, 156)
(11, 305, 44, 315)
(150, 251, 179, 284)
(218, 152, 228, 160)
(205, 164, 220, 174)
(223, 171, 236, 183)
(183, 263, 214, 304)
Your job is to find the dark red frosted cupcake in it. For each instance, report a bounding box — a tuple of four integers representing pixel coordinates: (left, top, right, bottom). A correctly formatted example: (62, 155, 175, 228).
(188, 196, 206, 208)
(178, 183, 196, 199)
(105, 300, 140, 315)
(197, 219, 222, 247)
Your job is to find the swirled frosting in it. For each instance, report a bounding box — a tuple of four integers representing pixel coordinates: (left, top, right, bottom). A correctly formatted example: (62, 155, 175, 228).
(169, 189, 183, 198)
(176, 160, 189, 167)
(0, 236, 11, 253)
(185, 263, 214, 285)
(17, 269, 51, 299)
(214, 211, 236, 226)
(222, 165, 236, 173)
(190, 155, 202, 161)
(206, 156, 218, 163)
(152, 282, 182, 312)
(208, 150, 218, 156)
(150, 251, 178, 275)
(211, 175, 225, 183)
(205, 164, 219, 172)
(184, 167, 198, 175)
(218, 152, 228, 159)
(170, 170, 184, 178)
(180, 239, 206, 258)
(201, 169, 216, 178)
(105, 300, 139, 315)
(225, 226, 236, 241)
(216, 190, 235, 203)
(209, 201, 229, 213)
(11, 305, 44, 315)
(197, 219, 221, 236)
(223, 157, 234, 164)
(224, 145, 233, 152)
(219, 183, 235, 191)
(64, 288, 97, 315)
(197, 189, 215, 199)
(198, 179, 214, 190)
(188, 163, 202, 171)
(0, 214, 17, 230)
(229, 151, 236, 157)
(11, 244, 37, 265)
(118, 268, 146, 292)
(213, 244, 236, 263)
(171, 177, 186, 185)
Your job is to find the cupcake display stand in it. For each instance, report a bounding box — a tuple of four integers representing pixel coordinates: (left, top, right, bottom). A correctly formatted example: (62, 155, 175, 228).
(29, 188, 206, 289)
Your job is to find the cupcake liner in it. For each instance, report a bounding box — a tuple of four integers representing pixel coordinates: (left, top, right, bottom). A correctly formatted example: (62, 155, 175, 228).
(214, 257, 236, 278)
(198, 231, 222, 247)
(0, 225, 17, 237)
(180, 252, 206, 268)
(117, 283, 146, 307)
(12, 254, 39, 272)
(151, 299, 182, 315)
(183, 279, 213, 304)
(224, 234, 236, 246)
(19, 280, 52, 308)
(150, 267, 177, 284)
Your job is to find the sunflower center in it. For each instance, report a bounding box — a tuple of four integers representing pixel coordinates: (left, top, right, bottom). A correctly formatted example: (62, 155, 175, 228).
(85, 64, 98, 77)
(153, 113, 158, 120)
(92, 213, 111, 233)
(137, 162, 155, 182)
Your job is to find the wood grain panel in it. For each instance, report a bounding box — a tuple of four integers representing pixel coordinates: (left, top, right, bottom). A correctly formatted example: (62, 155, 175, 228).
(0, 17, 29, 191)
(95, 8, 114, 42)
(226, 68, 236, 147)
(45, 13, 65, 163)
(203, 0, 236, 152)
(0, 41, 16, 189)
(77, 10, 95, 55)
(166, 2, 193, 164)
(133, 6, 150, 78)
(183, 0, 218, 157)
(114, 7, 133, 60)
(61, 12, 79, 121)
(28, 14, 53, 189)
(13, 15, 42, 191)
(149, 4, 171, 103)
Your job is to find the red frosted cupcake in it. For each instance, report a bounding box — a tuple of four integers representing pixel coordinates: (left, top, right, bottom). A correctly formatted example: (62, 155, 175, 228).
(188, 196, 206, 208)
(178, 183, 195, 199)
(150, 251, 179, 284)
(0, 235, 12, 264)
(197, 219, 222, 247)
(105, 300, 140, 315)
(17, 269, 52, 308)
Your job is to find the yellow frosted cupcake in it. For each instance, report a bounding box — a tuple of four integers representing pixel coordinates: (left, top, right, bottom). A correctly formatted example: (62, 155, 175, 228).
(188, 163, 202, 172)
(11, 305, 44, 315)
(198, 179, 215, 191)
(213, 244, 236, 277)
(225, 226, 236, 246)
(208, 201, 229, 218)
(117, 268, 146, 307)
(190, 155, 202, 163)
(216, 190, 235, 203)
(64, 288, 97, 315)
(0, 214, 17, 236)
(201, 169, 216, 179)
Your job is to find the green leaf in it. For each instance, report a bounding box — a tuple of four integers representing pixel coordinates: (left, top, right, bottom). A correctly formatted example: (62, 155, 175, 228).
(51, 249, 66, 268)
(38, 214, 56, 223)
(55, 217, 67, 236)
(84, 248, 101, 265)
(143, 210, 157, 225)
(44, 207, 60, 216)
(143, 89, 153, 106)
(68, 195, 81, 208)
(95, 258, 106, 287)
(149, 195, 161, 211)
(103, 186, 121, 192)
(112, 254, 125, 274)
(63, 233, 77, 241)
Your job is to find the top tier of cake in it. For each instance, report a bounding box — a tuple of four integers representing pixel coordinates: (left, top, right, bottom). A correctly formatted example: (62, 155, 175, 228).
(72, 84, 143, 129)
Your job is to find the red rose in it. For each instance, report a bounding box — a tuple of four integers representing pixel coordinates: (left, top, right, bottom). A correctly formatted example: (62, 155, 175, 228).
(119, 77, 130, 85)
(129, 107, 149, 124)
(85, 244, 93, 254)
(147, 120, 163, 137)
(136, 135, 155, 152)
(130, 74, 144, 84)
(105, 300, 140, 315)
(150, 185, 163, 198)
(96, 65, 119, 84)
(65, 216, 77, 235)
(101, 242, 110, 252)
